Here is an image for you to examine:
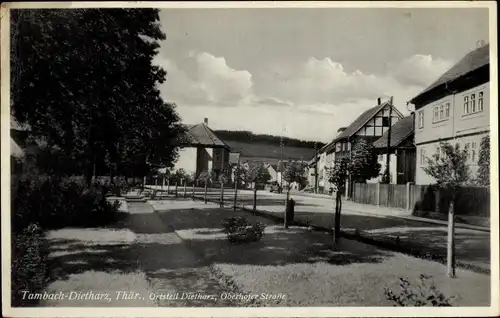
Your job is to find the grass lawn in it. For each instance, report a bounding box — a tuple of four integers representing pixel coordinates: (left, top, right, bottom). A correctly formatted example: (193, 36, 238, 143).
(152, 199, 491, 307)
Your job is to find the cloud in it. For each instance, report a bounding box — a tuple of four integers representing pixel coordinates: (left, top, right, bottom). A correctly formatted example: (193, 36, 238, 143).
(194, 52, 253, 105)
(155, 51, 451, 141)
(154, 52, 253, 106)
(388, 54, 453, 87)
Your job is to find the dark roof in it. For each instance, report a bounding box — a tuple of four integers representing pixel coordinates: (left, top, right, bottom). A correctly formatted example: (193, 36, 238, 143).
(410, 44, 490, 103)
(183, 123, 231, 150)
(330, 101, 403, 144)
(372, 116, 414, 149)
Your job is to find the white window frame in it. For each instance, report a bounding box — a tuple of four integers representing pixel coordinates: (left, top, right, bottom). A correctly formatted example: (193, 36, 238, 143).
(418, 110, 424, 129)
(471, 141, 477, 163)
(463, 91, 484, 116)
(445, 103, 450, 118)
(478, 92, 484, 111)
(464, 95, 469, 114)
(420, 148, 426, 165)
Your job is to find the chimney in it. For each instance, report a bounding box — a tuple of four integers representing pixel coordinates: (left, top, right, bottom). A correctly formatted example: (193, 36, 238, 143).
(204, 118, 208, 125)
(377, 97, 381, 105)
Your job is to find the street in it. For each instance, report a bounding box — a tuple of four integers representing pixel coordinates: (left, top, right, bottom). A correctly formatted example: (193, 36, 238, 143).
(146, 185, 490, 272)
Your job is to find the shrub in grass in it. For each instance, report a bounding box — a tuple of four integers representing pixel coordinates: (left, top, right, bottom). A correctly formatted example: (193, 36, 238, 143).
(11, 223, 49, 307)
(12, 174, 121, 231)
(222, 217, 266, 243)
(384, 274, 453, 306)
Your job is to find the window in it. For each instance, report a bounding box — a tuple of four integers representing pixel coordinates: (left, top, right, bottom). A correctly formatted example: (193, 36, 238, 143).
(439, 105, 444, 120)
(433, 106, 439, 122)
(382, 117, 390, 127)
(418, 110, 424, 128)
(445, 103, 450, 118)
(465, 143, 471, 161)
(471, 142, 477, 163)
(347, 143, 351, 151)
(464, 91, 484, 115)
(420, 148, 426, 165)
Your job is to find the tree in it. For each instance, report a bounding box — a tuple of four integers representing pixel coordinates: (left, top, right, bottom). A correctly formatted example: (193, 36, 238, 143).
(476, 135, 490, 187)
(169, 169, 190, 185)
(245, 163, 272, 186)
(422, 141, 471, 278)
(326, 158, 349, 245)
(282, 161, 308, 192)
(350, 139, 381, 183)
(198, 170, 215, 184)
(11, 9, 185, 185)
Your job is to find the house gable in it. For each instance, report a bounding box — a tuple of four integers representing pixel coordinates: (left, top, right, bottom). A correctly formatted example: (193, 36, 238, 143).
(354, 103, 404, 138)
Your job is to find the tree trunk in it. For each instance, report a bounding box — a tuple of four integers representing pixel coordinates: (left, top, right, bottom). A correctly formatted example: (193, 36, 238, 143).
(447, 192, 456, 278)
(204, 180, 208, 203)
(252, 184, 257, 212)
(220, 182, 224, 208)
(333, 191, 342, 245)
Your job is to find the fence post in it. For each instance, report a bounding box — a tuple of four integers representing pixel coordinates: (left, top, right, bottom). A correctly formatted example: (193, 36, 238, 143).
(167, 179, 170, 195)
(376, 183, 380, 207)
(406, 182, 413, 212)
(220, 182, 224, 208)
(175, 182, 178, 197)
(192, 182, 195, 200)
(253, 184, 257, 212)
(204, 180, 208, 204)
(183, 179, 187, 198)
(435, 188, 440, 213)
(233, 179, 238, 211)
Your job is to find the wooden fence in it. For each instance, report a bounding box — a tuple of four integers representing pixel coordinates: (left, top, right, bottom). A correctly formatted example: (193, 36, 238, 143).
(352, 182, 490, 217)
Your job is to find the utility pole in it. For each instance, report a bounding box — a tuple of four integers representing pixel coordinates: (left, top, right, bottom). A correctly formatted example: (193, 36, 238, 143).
(314, 142, 318, 194)
(385, 96, 394, 204)
(385, 96, 394, 183)
(280, 134, 284, 190)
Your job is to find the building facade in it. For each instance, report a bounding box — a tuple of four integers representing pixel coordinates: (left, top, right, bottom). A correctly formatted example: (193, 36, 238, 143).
(410, 44, 490, 185)
(372, 115, 416, 184)
(174, 118, 231, 179)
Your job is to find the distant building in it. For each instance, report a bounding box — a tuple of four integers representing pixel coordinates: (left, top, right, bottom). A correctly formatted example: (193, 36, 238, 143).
(318, 99, 404, 195)
(372, 115, 416, 184)
(174, 118, 231, 179)
(409, 43, 490, 185)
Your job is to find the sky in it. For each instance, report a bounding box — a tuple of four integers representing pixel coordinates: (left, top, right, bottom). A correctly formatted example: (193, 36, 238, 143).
(153, 7, 489, 142)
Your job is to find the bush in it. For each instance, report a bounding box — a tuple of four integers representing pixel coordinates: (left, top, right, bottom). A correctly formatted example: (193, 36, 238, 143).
(11, 223, 49, 307)
(384, 274, 453, 306)
(222, 217, 266, 243)
(12, 174, 121, 232)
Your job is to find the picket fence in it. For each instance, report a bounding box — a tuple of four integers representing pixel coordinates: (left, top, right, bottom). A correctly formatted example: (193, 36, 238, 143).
(352, 182, 490, 217)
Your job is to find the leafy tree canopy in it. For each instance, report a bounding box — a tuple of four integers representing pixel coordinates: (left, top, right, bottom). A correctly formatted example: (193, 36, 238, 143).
(476, 136, 490, 187)
(11, 9, 185, 181)
(350, 139, 381, 183)
(422, 141, 471, 193)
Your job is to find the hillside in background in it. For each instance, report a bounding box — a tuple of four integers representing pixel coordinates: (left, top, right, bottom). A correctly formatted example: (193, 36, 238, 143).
(214, 130, 325, 161)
